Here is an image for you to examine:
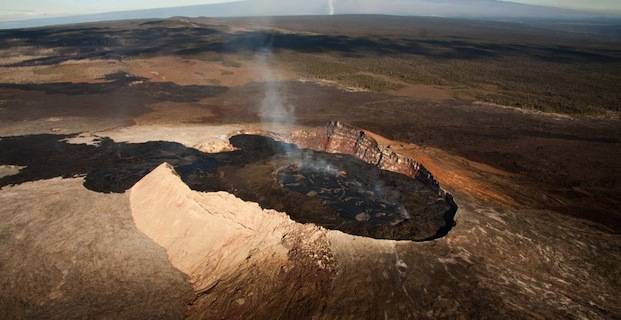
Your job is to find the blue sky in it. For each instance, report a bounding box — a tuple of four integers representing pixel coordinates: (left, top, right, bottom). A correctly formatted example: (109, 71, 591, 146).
(1, 0, 620, 21)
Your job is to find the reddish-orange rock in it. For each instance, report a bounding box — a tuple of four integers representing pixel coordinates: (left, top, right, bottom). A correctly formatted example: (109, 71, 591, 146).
(289, 121, 448, 197)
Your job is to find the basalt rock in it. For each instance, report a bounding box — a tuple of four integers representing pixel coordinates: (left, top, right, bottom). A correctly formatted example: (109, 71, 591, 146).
(0, 125, 457, 241)
(284, 121, 458, 240)
(289, 121, 450, 198)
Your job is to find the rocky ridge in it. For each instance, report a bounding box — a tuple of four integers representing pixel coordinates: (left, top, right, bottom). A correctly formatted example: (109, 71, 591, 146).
(290, 122, 442, 190)
(288, 121, 456, 210)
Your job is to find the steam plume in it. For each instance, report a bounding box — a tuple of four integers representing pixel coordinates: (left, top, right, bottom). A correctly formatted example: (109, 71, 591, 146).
(256, 49, 295, 129)
(329, 0, 335, 15)
(248, 21, 410, 223)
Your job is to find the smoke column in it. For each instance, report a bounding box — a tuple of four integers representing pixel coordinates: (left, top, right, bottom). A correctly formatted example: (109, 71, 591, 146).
(329, 0, 335, 15)
(255, 48, 295, 132)
(248, 23, 410, 221)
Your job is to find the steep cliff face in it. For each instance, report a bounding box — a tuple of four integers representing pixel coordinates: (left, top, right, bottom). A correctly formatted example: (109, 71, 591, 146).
(289, 121, 452, 199)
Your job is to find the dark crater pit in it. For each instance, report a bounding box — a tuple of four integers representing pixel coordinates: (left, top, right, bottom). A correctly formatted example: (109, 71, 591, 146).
(0, 128, 457, 241)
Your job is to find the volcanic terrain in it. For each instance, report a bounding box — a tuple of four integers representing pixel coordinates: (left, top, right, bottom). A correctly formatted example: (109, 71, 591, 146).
(0, 15, 620, 319)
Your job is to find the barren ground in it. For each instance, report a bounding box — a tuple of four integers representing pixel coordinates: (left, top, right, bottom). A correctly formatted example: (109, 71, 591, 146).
(0, 16, 620, 319)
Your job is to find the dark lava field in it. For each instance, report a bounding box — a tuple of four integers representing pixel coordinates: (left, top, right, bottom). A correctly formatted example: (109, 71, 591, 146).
(0, 14, 620, 320)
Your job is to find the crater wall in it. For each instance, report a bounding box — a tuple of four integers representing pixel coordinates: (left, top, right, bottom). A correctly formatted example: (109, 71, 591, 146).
(289, 121, 454, 200)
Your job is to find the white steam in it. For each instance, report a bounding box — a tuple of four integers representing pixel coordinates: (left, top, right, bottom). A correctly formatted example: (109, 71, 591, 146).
(291, 151, 340, 176)
(250, 26, 411, 223)
(256, 49, 295, 128)
(372, 177, 411, 222)
(329, 0, 335, 15)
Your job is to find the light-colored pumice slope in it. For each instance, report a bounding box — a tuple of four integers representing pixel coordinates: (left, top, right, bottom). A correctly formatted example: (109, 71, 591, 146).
(0, 165, 24, 178)
(2, 160, 620, 319)
(128, 164, 621, 319)
(130, 162, 312, 288)
(129, 163, 336, 318)
(0, 177, 192, 319)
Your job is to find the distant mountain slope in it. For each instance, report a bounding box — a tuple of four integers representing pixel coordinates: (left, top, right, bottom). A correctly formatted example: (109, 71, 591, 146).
(0, 0, 607, 29)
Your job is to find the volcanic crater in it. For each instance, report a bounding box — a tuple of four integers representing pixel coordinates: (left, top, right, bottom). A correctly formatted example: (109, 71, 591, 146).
(0, 122, 457, 241)
(282, 121, 458, 240)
